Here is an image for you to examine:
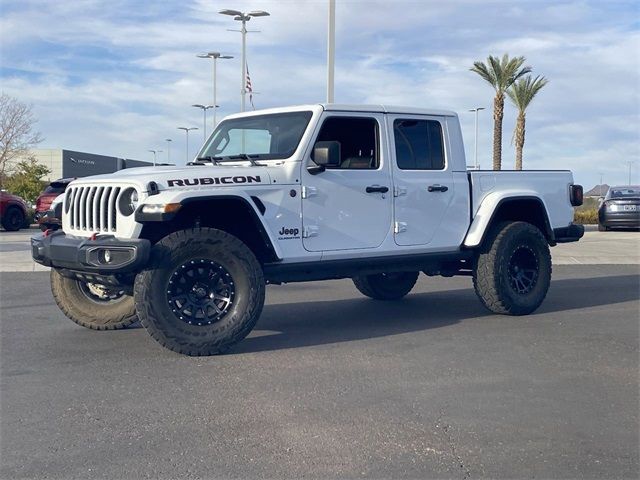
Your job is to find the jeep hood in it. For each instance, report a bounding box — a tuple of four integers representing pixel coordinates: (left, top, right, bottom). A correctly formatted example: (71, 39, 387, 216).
(68, 164, 273, 192)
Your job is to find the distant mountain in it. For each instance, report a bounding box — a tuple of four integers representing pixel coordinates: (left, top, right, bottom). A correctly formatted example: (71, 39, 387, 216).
(585, 184, 610, 197)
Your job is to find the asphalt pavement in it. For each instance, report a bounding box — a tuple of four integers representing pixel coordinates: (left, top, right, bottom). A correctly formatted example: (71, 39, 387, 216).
(1, 265, 638, 479)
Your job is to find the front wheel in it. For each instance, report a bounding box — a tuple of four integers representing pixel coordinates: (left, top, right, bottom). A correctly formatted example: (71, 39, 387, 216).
(50, 269, 138, 329)
(473, 221, 551, 315)
(352, 271, 419, 300)
(134, 228, 265, 356)
(2, 207, 24, 231)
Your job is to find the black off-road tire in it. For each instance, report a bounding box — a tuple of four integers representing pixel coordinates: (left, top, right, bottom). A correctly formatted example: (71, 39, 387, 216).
(134, 228, 265, 356)
(2, 207, 24, 231)
(353, 271, 419, 300)
(50, 269, 138, 329)
(473, 221, 551, 316)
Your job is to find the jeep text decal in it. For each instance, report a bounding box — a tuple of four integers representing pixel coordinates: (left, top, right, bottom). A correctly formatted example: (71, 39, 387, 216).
(278, 226, 301, 240)
(167, 176, 262, 187)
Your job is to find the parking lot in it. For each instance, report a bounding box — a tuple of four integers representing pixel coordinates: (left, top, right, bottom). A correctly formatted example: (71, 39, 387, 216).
(1, 227, 639, 479)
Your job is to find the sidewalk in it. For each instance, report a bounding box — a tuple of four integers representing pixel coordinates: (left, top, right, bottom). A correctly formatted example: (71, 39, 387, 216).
(0, 226, 638, 273)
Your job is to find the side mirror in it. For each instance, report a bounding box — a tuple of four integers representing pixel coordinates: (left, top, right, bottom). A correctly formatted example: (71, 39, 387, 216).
(308, 141, 341, 174)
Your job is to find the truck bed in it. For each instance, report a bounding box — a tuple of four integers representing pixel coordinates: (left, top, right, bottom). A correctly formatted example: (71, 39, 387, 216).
(468, 170, 575, 231)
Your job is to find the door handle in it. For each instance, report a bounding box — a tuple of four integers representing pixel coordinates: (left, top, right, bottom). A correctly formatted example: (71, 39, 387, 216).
(428, 185, 449, 192)
(366, 185, 389, 194)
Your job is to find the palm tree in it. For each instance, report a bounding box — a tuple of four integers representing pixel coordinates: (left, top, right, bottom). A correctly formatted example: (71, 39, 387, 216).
(507, 75, 548, 170)
(470, 54, 531, 170)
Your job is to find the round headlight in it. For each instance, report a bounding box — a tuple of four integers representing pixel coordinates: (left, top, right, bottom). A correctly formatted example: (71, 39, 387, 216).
(118, 188, 139, 216)
(129, 190, 139, 210)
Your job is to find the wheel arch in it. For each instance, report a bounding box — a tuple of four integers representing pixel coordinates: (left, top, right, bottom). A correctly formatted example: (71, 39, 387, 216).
(464, 194, 555, 248)
(139, 195, 281, 264)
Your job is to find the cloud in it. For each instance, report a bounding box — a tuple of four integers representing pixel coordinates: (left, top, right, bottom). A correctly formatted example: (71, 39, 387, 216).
(0, 0, 638, 187)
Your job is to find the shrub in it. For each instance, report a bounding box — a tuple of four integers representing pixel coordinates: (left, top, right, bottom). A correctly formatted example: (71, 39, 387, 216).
(574, 208, 598, 225)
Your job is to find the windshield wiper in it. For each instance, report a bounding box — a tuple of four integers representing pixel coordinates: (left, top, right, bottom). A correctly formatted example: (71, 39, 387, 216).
(225, 154, 266, 166)
(190, 156, 223, 165)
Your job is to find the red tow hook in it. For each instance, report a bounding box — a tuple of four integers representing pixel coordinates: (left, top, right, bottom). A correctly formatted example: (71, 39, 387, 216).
(43, 229, 52, 237)
(89, 232, 98, 241)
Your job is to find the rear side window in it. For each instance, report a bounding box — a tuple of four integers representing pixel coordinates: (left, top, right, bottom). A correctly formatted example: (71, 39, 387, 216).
(393, 119, 445, 170)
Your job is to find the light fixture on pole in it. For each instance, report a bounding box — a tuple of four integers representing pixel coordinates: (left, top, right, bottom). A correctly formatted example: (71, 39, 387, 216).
(627, 160, 637, 185)
(148, 149, 163, 167)
(165, 138, 172, 164)
(219, 8, 270, 112)
(192, 104, 215, 141)
(197, 52, 233, 128)
(327, 0, 335, 103)
(598, 173, 604, 197)
(469, 107, 485, 169)
(177, 127, 198, 164)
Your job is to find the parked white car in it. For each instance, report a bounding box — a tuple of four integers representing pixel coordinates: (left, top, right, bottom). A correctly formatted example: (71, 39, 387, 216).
(32, 104, 584, 355)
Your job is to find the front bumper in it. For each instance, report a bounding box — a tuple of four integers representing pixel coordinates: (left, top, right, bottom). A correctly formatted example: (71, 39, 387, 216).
(31, 231, 151, 274)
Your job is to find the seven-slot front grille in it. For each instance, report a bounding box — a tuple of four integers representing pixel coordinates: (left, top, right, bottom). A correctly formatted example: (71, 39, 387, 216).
(65, 185, 122, 232)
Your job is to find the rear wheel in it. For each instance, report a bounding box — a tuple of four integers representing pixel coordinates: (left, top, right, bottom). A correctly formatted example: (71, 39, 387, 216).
(473, 221, 551, 315)
(134, 228, 265, 356)
(2, 207, 24, 231)
(50, 269, 137, 329)
(353, 271, 419, 300)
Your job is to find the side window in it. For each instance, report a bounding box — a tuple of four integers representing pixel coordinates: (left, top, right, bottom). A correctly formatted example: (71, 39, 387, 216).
(393, 119, 445, 170)
(314, 117, 379, 169)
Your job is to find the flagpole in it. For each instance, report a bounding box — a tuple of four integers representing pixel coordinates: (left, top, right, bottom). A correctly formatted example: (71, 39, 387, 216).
(241, 19, 247, 112)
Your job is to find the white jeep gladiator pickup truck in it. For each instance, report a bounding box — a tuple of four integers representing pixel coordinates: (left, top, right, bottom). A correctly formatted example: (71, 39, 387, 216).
(32, 104, 584, 356)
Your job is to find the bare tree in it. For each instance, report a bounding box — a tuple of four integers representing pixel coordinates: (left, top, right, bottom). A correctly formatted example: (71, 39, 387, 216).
(0, 94, 43, 187)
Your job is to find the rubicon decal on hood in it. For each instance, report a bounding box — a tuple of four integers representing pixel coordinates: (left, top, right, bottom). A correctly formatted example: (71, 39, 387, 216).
(167, 176, 262, 187)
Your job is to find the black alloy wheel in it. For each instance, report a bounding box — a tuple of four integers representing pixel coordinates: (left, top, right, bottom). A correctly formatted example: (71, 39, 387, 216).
(507, 246, 539, 295)
(473, 221, 552, 316)
(134, 228, 266, 356)
(166, 259, 236, 326)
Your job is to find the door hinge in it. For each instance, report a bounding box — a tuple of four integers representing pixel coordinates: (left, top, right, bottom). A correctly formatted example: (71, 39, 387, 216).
(301, 186, 318, 199)
(394, 222, 407, 234)
(393, 186, 407, 197)
(303, 225, 319, 238)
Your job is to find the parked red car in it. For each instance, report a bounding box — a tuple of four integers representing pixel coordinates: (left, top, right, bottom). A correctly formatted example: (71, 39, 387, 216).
(0, 191, 29, 231)
(35, 178, 73, 222)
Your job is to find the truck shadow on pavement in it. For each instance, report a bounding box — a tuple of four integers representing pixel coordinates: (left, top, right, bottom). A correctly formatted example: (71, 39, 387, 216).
(232, 274, 639, 355)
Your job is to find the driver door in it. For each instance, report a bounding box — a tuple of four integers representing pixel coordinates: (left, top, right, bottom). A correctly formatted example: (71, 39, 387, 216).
(301, 113, 392, 252)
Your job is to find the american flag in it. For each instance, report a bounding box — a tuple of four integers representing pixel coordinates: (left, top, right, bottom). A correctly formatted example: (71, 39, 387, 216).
(245, 63, 255, 110)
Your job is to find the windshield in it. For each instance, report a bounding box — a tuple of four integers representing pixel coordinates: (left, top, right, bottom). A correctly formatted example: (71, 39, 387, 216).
(606, 186, 640, 199)
(198, 111, 313, 161)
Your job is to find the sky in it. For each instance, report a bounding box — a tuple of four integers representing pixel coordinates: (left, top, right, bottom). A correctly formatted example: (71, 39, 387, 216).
(1, 0, 639, 189)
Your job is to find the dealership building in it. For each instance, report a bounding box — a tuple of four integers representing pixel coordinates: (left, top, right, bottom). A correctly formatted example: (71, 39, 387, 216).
(15, 149, 169, 182)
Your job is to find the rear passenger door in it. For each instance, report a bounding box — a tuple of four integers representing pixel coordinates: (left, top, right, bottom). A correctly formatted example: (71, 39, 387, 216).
(389, 115, 454, 246)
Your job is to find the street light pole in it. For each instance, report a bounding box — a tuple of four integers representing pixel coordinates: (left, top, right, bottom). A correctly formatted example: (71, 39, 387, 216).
(147, 149, 163, 167)
(165, 138, 172, 164)
(177, 127, 198, 164)
(192, 104, 214, 141)
(469, 107, 485, 169)
(196, 52, 233, 127)
(327, 0, 335, 103)
(219, 9, 270, 112)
